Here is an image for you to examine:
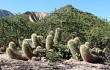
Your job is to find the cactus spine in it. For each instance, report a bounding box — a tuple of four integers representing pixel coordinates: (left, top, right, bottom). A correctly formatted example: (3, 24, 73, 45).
(49, 30, 54, 36)
(53, 28, 61, 45)
(67, 39, 80, 59)
(73, 37, 81, 47)
(8, 41, 17, 51)
(80, 42, 99, 63)
(7, 41, 28, 60)
(31, 33, 40, 48)
(46, 35, 53, 50)
(22, 41, 34, 59)
(6, 47, 28, 60)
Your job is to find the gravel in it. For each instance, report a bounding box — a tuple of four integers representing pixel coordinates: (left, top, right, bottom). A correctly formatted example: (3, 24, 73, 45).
(0, 53, 110, 70)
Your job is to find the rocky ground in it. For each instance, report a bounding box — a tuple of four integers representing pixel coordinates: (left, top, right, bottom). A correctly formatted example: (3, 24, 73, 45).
(0, 53, 110, 70)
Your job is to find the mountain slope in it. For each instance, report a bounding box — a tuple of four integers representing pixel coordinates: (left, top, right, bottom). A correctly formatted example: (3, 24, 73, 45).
(0, 9, 14, 17)
(0, 5, 110, 49)
(36, 5, 106, 41)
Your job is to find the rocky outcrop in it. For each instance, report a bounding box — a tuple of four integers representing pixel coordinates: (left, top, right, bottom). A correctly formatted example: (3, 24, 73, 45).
(0, 9, 13, 17)
(25, 11, 48, 22)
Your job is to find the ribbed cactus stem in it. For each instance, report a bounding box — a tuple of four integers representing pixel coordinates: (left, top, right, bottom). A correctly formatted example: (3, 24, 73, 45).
(67, 39, 80, 59)
(53, 28, 61, 45)
(31, 33, 40, 48)
(46, 35, 53, 50)
(37, 36, 44, 42)
(85, 42, 90, 47)
(80, 42, 99, 63)
(22, 41, 33, 59)
(6, 47, 28, 60)
(91, 47, 103, 56)
(23, 39, 32, 43)
(73, 37, 81, 46)
(6, 47, 17, 59)
(49, 30, 54, 36)
(8, 41, 17, 51)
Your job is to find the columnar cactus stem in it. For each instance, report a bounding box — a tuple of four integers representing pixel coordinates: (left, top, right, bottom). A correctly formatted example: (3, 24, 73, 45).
(53, 28, 61, 45)
(73, 37, 81, 47)
(46, 35, 53, 50)
(49, 30, 54, 36)
(67, 39, 80, 59)
(8, 41, 17, 51)
(31, 33, 40, 48)
(22, 41, 34, 59)
(6, 47, 28, 60)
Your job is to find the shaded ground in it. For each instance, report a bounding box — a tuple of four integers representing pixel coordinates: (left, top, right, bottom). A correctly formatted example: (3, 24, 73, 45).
(0, 53, 110, 70)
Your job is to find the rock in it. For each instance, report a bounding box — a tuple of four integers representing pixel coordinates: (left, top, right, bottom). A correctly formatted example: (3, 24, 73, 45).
(25, 11, 48, 22)
(0, 53, 110, 70)
(41, 57, 48, 62)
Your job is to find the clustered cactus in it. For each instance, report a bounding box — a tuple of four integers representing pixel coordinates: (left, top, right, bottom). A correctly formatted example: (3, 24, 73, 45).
(80, 42, 100, 63)
(6, 28, 105, 63)
(6, 42, 28, 60)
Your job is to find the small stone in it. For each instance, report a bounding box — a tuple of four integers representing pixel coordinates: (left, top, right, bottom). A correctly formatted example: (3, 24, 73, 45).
(41, 57, 48, 62)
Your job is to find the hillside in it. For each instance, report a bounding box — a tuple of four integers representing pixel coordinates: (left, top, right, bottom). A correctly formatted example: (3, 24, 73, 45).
(0, 5, 110, 49)
(0, 9, 14, 17)
(35, 5, 109, 48)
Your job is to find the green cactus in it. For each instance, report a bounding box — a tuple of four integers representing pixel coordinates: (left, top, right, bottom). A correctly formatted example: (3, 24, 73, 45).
(53, 28, 61, 45)
(90, 48, 103, 56)
(46, 35, 53, 50)
(31, 56, 41, 61)
(22, 41, 34, 59)
(8, 41, 17, 51)
(37, 36, 45, 48)
(80, 42, 100, 63)
(67, 39, 80, 59)
(49, 30, 54, 36)
(36, 46, 42, 49)
(73, 37, 81, 47)
(6, 47, 28, 60)
(33, 46, 42, 56)
(37, 36, 44, 42)
(85, 42, 90, 47)
(31, 33, 40, 48)
(33, 49, 39, 57)
(23, 39, 32, 43)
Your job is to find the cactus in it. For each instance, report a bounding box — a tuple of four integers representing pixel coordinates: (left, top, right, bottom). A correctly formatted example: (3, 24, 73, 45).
(73, 37, 81, 47)
(31, 56, 41, 61)
(67, 39, 80, 59)
(6, 47, 28, 60)
(31, 33, 40, 48)
(80, 42, 100, 63)
(23, 39, 32, 43)
(37, 36, 44, 42)
(85, 42, 90, 47)
(22, 41, 34, 59)
(49, 30, 54, 36)
(33, 46, 42, 56)
(53, 28, 61, 45)
(90, 48, 103, 56)
(48, 49, 54, 52)
(8, 41, 17, 51)
(37, 36, 45, 48)
(46, 35, 53, 50)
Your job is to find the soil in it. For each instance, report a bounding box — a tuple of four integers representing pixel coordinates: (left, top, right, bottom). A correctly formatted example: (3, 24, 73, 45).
(0, 53, 110, 70)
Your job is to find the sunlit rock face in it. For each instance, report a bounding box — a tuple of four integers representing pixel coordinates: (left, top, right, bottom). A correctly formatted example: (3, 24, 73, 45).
(25, 11, 48, 22)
